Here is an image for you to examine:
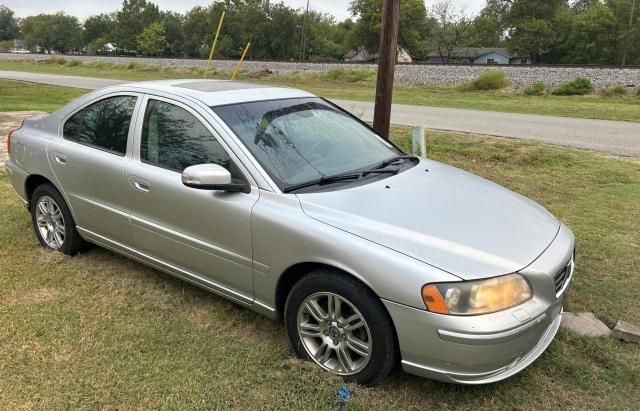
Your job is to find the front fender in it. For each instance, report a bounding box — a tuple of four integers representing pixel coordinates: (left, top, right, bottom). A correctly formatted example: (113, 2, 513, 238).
(251, 191, 457, 311)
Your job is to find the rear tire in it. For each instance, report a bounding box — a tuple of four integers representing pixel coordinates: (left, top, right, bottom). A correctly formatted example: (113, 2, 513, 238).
(31, 184, 84, 255)
(284, 270, 397, 386)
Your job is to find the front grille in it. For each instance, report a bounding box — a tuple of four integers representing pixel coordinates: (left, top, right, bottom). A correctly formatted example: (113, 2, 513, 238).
(554, 258, 573, 296)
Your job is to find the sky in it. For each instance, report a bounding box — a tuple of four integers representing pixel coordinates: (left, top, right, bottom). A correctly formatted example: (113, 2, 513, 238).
(2, 0, 486, 21)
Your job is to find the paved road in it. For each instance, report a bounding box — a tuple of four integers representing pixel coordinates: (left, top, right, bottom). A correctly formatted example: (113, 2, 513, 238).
(2, 70, 639, 156)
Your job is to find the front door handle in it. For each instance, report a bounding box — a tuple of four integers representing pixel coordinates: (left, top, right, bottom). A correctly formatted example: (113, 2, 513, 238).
(53, 153, 67, 165)
(130, 176, 151, 193)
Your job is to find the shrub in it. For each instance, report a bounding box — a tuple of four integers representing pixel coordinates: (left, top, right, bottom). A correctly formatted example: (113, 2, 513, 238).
(551, 77, 593, 96)
(524, 81, 546, 96)
(118, 61, 152, 71)
(463, 70, 510, 91)
(601, 84, 628, 97)
(65, 59, 81, 67)
(0, 40, 14, 52)
(45, 56, 67, 65)
(86, 60, 113, 69)
(246, 69, 272, 79)
(322, 68, 377, 83)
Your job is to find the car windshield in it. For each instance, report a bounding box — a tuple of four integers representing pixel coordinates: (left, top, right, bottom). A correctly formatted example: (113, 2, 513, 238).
(212, 98, 402, 190)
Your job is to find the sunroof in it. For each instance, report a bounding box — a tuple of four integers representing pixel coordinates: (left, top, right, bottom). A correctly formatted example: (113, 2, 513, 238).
(174, 81, 273, 92)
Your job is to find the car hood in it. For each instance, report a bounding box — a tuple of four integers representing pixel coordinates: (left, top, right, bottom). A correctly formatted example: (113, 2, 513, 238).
(297, 159, 560, 280)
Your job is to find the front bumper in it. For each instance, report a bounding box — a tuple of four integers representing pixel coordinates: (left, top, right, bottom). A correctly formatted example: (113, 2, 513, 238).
(385, 223, 575, 384)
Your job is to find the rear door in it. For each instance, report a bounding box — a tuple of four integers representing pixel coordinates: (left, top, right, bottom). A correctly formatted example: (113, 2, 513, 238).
(48, 93, 141, 246)
(125, 95, 259, 302)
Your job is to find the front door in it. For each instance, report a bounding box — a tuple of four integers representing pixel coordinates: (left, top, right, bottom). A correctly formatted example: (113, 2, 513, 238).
(125, 96, 258, 301)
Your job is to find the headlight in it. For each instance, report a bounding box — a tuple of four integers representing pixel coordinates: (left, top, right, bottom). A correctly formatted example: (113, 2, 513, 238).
(421, 273, 532, 315)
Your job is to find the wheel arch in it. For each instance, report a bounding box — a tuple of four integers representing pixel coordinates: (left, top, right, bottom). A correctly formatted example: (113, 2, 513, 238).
(275, 261, 402, 377)
(25, 174, 58, 205)
(275, 263, 400, 343)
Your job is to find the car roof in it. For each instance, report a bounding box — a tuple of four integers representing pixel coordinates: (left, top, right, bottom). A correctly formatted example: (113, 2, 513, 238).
(119, 79, 315, 107)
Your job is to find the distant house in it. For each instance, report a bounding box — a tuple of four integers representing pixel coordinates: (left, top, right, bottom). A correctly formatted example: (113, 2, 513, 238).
(343, 47, 413, 63)
(104, 43, 118, 53)
(426, 48, 530, 65)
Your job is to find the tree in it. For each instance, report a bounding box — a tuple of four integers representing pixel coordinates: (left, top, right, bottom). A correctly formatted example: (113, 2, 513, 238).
(467, 0, 510, 47)
(84, 13, 116, 44)
(257, 2, 299, 60)
(162, 12, 186, 56)
(137, 21, 167, 55)
(183, 4, 226, 58)
(430, 0, 472, 62)
(607, 0, 640, 65)
(0, 39, 14, 52)
(115, 0, 161, 51)
(0, 5, 20, 41)
(304, 13, 350, 61)
(563, 1, 617, 63)
(349, 0, 432, 58)
(21, 13, 83, 53)
(500, 0, 571, 63)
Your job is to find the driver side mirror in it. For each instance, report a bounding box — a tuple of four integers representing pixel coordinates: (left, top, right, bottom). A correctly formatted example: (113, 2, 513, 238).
(182, 164, 247, 192)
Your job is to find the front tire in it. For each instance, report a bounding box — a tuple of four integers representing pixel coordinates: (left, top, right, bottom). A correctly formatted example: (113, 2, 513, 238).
(31, 184, 83, 255)
(284, 270, 397, 386)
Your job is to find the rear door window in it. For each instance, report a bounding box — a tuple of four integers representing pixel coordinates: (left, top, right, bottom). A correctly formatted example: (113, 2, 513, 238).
(63, 96, 137, 156)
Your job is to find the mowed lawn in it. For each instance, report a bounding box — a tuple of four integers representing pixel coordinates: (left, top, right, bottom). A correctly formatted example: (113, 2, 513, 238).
(1, 82, 639, 409)
(0, 79, 86, 112)
(1, 58, 640, 122)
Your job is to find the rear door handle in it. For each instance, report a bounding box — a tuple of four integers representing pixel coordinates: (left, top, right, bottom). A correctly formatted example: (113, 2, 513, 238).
(53, 153, 67, 165)
(130, 176, 151, 193)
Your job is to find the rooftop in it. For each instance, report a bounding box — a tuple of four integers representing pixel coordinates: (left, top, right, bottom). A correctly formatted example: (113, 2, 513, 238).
(114, 79, 313, 106)
(428, 48, 521, 59)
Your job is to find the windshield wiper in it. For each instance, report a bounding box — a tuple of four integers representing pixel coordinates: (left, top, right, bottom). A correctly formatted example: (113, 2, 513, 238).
(283, 170, 398, 193)
(372, 155, 418, 171)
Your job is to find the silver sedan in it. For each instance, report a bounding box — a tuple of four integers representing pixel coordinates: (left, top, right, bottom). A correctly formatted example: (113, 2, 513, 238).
(5, 80, 574, 385)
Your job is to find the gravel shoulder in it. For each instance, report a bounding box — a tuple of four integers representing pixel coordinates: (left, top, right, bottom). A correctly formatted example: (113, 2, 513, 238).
(2, 53, 640, 90)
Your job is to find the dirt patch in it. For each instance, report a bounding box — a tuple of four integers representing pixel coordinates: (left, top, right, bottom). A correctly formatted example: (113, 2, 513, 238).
(0, 111, 47, 171)
(5, 287, 60, 307)
(187, 306, 211, 330)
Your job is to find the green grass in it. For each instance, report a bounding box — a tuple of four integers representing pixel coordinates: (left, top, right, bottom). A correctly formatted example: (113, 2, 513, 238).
(0, 79, 86, 112)
(1, 58, 639, 122)
(1, 82, 640, 409)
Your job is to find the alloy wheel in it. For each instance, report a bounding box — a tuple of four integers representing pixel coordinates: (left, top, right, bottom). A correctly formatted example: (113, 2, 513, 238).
(35, 196, 65, 249)
(297, 292, 372, 375)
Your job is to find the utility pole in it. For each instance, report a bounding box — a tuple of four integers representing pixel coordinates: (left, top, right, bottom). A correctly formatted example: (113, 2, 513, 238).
(373, 0, 400, 139)
(622, 0, 637, 66)
(299, 0, 310, 61)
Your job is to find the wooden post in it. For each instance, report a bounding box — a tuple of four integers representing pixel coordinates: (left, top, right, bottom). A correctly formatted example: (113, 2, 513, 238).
(231, 43, 251, 80)
(373, 0, 400, 139)
(204, 11, 226, 79)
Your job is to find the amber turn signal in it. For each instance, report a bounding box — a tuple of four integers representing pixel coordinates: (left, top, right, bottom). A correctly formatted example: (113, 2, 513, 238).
(421, 284, 450, 314)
